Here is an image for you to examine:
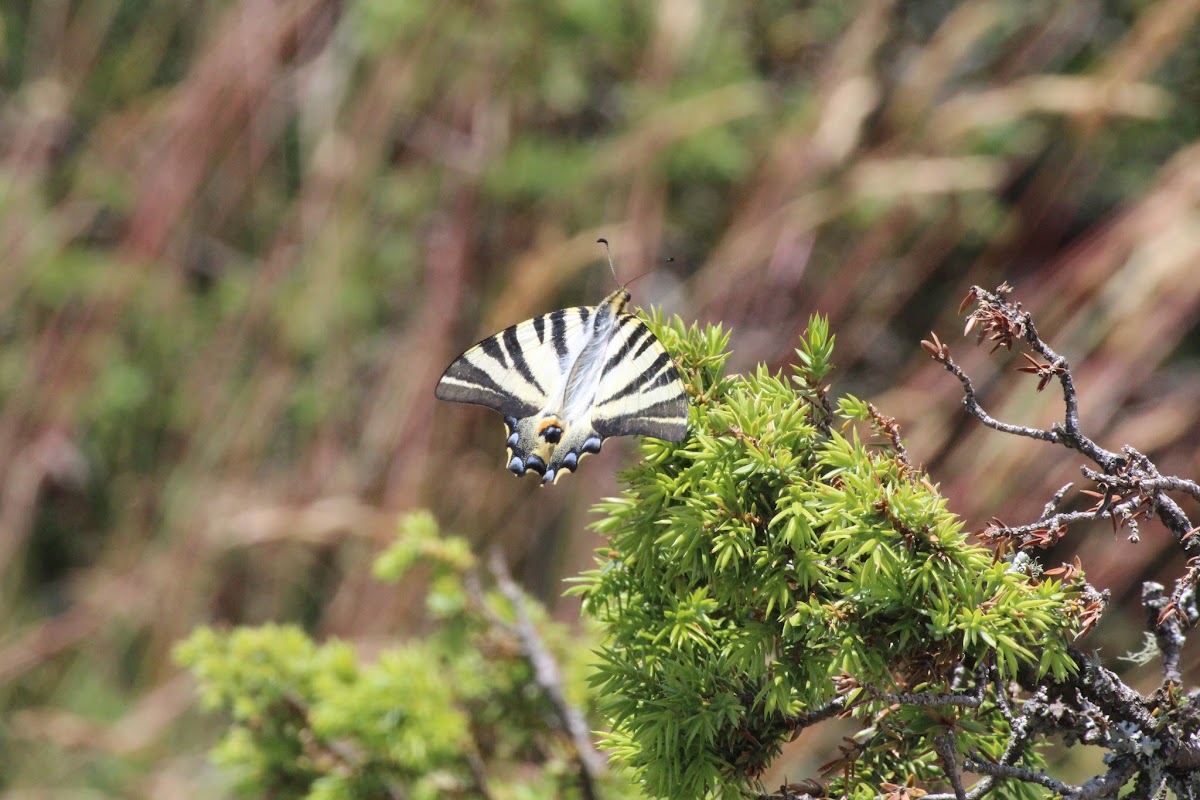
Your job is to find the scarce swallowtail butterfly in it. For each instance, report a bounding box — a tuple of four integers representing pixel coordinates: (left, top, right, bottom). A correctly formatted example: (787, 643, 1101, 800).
(435, 240, 689, 485)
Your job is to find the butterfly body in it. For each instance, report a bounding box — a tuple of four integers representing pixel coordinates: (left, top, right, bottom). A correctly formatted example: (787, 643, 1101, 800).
(436, 287, 687, 485)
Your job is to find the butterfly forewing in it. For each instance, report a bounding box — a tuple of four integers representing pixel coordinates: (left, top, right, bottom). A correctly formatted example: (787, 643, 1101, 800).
(434, 308, 590, 418)
(591, 315, 688, 441)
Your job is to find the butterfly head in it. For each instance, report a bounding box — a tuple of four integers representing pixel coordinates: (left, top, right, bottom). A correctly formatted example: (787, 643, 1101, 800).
(604, 286, 633, 314)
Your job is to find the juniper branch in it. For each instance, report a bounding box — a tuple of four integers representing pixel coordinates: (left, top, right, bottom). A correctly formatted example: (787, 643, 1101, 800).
(1142, 581, 1184, 686)
(785, 697, 846, 736)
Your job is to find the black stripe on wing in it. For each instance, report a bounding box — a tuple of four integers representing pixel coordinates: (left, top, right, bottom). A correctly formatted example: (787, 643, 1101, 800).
(594, 395, 687, 439)
(600, 351, 673, 406)
(549, 309, 569, 363)
(434, 354, 541, 418)
(502, 324, 545, 397)
(478, 334, 508, 370)
(600, 319, 651, 379)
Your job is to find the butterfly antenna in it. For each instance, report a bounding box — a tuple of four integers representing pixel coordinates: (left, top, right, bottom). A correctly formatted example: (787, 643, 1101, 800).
(626, 257, 672, 289)
(597, 237, 619, 285)
(598, 238, 673, 288)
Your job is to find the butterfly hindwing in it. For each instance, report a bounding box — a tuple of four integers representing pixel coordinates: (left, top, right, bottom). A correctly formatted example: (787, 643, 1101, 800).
(525, 314, 687, 485)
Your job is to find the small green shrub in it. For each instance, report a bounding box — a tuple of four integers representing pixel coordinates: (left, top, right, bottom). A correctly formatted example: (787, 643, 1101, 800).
(176, 511, 638, 800)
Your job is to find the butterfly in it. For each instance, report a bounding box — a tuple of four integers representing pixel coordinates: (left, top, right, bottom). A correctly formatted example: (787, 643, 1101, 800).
(435, 240, 688, 485)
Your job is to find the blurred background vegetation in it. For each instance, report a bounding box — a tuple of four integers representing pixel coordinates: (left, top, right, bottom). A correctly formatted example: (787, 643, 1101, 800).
(2, 0, 1200, 795)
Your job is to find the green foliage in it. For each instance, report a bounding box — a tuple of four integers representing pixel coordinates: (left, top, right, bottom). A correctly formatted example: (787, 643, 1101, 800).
(575, 314, 1085, 799)
(177, 512, 639, 800)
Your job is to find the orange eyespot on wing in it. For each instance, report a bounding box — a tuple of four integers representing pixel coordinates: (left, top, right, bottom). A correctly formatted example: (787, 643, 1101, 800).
(537, 418, 565, 443)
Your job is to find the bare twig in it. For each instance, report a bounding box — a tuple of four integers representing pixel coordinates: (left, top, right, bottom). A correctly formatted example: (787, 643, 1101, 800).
(464, 749, 496, 800)
(1124, 475, 1200, 502)
(1038, 482, 1074, 522)
(935, 731, 968, 800)
(1168, 567, 1200, 629)
(1065, 757, 1138, 800)
(988, 661, 1015, 726)
(959, 759, 1077, 795)
(1077, 653, 1153, 724)
(923, 340, 1059, 444)
(922, 686, 1059, 800)
(881, 691, 983, 709)
(1079, 462, 1199, 549)
(946, 287, 1198, 549)
(785, 285, 1200, 798)
(786, 697, 846, 737)
(487, 549, 604, 800)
